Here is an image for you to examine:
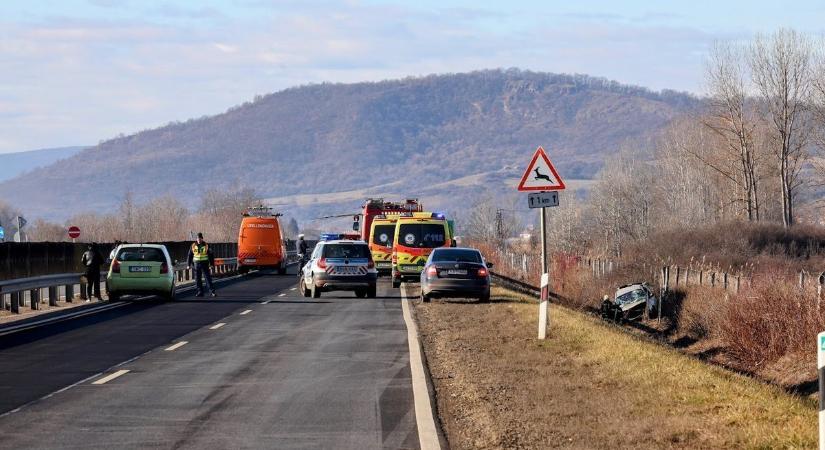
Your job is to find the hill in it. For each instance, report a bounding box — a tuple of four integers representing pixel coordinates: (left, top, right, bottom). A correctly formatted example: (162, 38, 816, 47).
(0, 146, 86, 183)
(0, 69, 699, 222)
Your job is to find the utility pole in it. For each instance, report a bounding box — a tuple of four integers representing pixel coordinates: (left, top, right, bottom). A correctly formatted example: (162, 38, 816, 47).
(495, 209, 503, 240)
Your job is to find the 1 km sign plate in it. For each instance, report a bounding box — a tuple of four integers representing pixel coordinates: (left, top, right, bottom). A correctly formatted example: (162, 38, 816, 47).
(517, 146, 566, 191)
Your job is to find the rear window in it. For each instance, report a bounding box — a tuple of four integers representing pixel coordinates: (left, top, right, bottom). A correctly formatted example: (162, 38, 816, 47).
(397, 223, 447, 248)
(372, 224, 395, 246)
(117, 247, 166, 262)
(322, 244, 370, 259)
(431, 249, 482, 263)
(241, 220, 281, 242)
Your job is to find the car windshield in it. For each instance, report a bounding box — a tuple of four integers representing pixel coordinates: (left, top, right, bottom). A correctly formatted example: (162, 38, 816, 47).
(431, 249, 482, 263)
(397, 223, 447, 248)
(372, 224, 395, 246)
(322, 244, 370, 259)
(617, 288, 647, 304)
(117, 247, 166, 262)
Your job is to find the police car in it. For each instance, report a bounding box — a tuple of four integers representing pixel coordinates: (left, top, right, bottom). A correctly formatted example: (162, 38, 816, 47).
(299, 240, 378, 298)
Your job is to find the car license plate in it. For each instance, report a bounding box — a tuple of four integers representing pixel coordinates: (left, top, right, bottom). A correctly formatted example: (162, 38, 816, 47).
(446, 269, 467, 275)
(129, 266, 151, 273)
(244, 258, 257, 264)
(335, 266, 358, 274)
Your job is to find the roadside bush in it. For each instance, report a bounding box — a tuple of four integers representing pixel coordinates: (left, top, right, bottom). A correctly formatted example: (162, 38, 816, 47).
(722, 271, 825, 371)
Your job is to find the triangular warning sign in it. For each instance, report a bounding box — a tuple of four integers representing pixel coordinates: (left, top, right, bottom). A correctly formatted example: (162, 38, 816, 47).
(517, 146, 566, 191)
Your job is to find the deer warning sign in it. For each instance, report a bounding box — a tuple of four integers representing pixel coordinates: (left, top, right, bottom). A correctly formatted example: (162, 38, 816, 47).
(517, 146, 566, 191)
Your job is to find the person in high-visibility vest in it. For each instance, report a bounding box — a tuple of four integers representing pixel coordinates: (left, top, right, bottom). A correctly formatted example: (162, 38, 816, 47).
(187, 232, 216, 297)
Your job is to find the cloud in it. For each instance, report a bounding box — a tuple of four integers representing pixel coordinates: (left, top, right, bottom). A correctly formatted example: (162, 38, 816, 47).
(0, 2, 722, 153)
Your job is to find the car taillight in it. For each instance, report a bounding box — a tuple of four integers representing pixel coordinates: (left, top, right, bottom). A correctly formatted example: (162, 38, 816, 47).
(368, 258, 375, 269)
(391, 249, 398, 264)
(477, 267, 488, 277)
(160, 262, 168, 274)
(111, 259, 120, 273)
(318, 258, 327, 269)
(426, 266, 438, 277)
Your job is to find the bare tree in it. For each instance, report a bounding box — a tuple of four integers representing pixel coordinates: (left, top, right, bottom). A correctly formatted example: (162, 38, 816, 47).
(702, 42, 763, 221)
(749, 29, 815, 227)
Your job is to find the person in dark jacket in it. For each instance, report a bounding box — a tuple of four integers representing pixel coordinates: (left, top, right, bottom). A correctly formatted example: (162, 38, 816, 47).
(80, 243, 104, 301)
(187, 232, 216, 297)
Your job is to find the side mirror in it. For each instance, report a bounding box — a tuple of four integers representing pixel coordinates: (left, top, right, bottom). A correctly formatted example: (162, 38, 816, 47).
(173, 259, 179, 266)
(450, 239, 457, 247)
(352, 221, 360, 231)
(487, 262, 494, 268)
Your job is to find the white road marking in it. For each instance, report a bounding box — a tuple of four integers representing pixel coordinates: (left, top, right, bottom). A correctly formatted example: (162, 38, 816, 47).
(261, 300, 270, 304)
(290, 287, 297, 291)
(278, 293, 286, 297)
(400, 284, 442, 450)
(210, 323, 226, 330)
(240, 309, 252, 315)
(164, 341, 188, 351)
(92, 369, 130, 385)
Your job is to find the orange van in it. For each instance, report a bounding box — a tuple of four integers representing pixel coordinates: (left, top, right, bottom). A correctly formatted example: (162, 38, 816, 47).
(237, 206, 287, 274)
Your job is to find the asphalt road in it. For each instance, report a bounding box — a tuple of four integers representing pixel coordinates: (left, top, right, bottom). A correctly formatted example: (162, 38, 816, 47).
(0, 271, 419, 449)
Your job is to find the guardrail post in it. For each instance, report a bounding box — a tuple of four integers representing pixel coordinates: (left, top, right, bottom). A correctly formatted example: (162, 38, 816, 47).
(29, 288, 40, 310)
(48, 286, 58, 307)
(735, 276, 741, 294)
(800, 271, 807, 290)
(723, 272, 728, 291)
(10, 291, 20, 314)
(65, 284, 74, 302)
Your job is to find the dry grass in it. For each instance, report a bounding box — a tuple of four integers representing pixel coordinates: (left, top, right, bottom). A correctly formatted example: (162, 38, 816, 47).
(416, 286, 816, 449)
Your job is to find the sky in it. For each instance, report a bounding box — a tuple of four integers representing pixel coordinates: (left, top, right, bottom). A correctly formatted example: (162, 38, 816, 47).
(1, 0, 824, 154)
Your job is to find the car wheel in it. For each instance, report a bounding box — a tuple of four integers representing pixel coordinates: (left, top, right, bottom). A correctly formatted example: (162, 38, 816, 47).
(310, 280, 321, 298)
(392, 278, 401, 289)
(355, 289, 367, 298)
(238, 266, 249, 275)
(277, 264, 286, 275)
(478, 292, 490, 303)
(367, 285, 377, 298)
(108, 292, 120, 302)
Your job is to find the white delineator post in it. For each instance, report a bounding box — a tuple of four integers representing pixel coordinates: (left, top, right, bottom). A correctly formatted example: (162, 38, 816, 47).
(819, 331, 825, 450)
(538, 206, 549, 339)
(538, 272, 549, 339)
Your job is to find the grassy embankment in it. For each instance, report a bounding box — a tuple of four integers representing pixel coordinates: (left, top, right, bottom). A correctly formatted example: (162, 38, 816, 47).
(415, 286, 816, 449)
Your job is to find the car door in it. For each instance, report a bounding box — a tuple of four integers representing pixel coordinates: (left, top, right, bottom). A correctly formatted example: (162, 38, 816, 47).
(304, 245, 322, 282)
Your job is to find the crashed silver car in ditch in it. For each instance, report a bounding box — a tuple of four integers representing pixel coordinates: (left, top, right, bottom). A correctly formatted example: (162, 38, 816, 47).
(600, 282, 658, 322)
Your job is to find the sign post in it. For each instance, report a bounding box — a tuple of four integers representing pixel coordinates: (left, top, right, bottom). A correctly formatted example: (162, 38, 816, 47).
(819, 331, 825, 450)
(517, 146, 565, 339)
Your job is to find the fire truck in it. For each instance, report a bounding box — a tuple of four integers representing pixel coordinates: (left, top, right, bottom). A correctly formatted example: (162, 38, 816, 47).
(353, 198, 422, 241)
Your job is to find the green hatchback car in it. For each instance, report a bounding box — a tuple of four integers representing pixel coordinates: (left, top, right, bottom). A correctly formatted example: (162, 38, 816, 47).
(106, 244, 176, 302)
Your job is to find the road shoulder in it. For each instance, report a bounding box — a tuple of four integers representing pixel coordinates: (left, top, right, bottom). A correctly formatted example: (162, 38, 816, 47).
(414, 286, 816, 449)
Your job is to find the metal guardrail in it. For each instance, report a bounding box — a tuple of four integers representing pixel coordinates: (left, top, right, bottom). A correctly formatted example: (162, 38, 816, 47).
(0, 258, 240, 315)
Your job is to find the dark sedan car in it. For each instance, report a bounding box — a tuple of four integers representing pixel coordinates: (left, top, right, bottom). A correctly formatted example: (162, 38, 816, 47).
(419, 248, 492, 302)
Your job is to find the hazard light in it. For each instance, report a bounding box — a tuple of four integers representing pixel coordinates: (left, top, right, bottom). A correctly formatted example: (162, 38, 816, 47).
(317, 258, 327, 269)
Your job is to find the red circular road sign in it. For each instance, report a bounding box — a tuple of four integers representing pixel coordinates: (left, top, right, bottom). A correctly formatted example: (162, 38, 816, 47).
(68, 226, 81, 239)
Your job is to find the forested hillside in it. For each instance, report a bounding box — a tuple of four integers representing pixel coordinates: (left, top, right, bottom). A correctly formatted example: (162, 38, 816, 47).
(0, 69, 698, 221)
